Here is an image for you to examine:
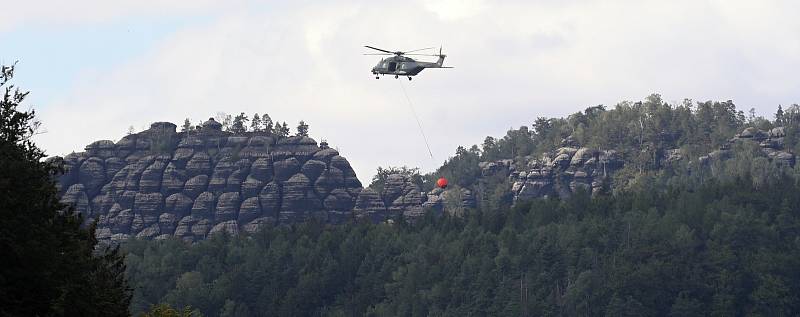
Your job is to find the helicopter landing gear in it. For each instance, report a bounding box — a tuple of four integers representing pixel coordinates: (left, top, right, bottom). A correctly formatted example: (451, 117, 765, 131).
(376, 76, 379, 79)
(395, 75, 399, 79)
(408, 77, 412, 81)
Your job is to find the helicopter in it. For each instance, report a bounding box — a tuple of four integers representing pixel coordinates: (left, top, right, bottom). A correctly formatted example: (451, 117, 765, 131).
(364, 45, 453, 80)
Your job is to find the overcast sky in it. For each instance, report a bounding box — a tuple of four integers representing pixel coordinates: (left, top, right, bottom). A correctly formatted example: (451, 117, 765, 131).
(3, 0, 800, 182)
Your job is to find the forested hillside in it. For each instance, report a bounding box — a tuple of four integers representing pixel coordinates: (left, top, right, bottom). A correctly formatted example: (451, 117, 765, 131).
(126, 174, 800, 316)
(124, 96, 800, 316)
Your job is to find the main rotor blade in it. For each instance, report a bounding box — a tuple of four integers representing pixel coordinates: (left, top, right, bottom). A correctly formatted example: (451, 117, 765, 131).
(362, 53, 393, 55)
(364, 45, 394, 54)
(405, 54, 441, 56)
(404, 47, 436, 53)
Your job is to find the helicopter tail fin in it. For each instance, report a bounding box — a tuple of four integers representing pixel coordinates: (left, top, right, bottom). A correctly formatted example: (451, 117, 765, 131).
(436, 47, 446, 67)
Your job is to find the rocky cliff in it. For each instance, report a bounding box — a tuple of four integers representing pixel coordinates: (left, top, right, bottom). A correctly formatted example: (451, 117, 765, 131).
(56, 118, 470, 243)
(477, 126, 796, 203)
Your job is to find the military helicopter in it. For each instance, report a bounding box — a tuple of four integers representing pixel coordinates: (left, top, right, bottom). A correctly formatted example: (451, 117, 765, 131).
(364, 45, 453, 80)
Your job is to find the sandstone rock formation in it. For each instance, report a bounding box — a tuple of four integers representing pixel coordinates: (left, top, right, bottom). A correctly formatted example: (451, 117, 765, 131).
(57, 119, 370, 242)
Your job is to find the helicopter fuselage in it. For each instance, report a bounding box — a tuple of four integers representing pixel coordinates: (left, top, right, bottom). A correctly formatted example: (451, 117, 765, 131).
(371, 55, 444, 77)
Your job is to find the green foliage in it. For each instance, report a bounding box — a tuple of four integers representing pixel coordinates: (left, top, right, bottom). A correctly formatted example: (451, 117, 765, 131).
(230, 112, 249, 134)
(125, 172, 800, 316)
(296, 120, 309, 137)
(369, 165, 422, 193)
(180, 118, 192, 133)
(273, 121, 290, 138)
(0, 63, 131, 316)
(140, 304, 201, 317)
(250, 113, 262, 132)
(425, 145, 482, 191)
(261, 114, 273, 135)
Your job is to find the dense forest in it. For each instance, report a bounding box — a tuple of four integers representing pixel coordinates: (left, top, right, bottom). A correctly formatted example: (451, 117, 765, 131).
(126, 173, 800, 316)
(124, 96, 800, 316)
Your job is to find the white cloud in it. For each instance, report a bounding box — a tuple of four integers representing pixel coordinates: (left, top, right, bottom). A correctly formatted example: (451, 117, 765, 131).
(26, 0, 800, 182)
(0, 0, 240, 33)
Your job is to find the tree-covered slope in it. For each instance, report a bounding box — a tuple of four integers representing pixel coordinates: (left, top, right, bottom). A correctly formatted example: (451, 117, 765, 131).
(125, 174, 800, 316)
(124, 95, 800, 316)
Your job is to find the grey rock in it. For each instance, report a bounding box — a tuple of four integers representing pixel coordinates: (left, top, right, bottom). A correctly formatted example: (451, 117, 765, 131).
(209, 220, 239, 236)
(104, 157, 126, 181)
(139, 160, 166, 193)
(570, 148, 595, 166)
(174, 216, 195, 237)
(226, 167, 248, 193)
(161, 162, 187, 195)
(202, 118, 222, 131)
(133, 192, 163, 216)
(353, 188, 387, 222)
(110, 209, 133, 234)
(191, 219, 212, 237)
(314, 167, 344, 198)
(770, 126, 786, 138)
(164, 193, 193, 216)
(280, 173, 322, 222)
(183, 175, 209, 199)
(191, 192, 216, 218)
(215, 192, 240, 222)
(61, 184, 91, 218)
(130, 213, 144, 233)
(273, 158, 300, 181)
(241, 175, 264, 198)
(226, 136, 249, 148)
(117, 190, 138, 209)
(158, 213, 178, 234)
(258, 181, 281, 218)
(208, 159, 234, 193)
(85, 140, 116, 158)
(78, 157, 106, 195)
(185, 151, 212, 177)
(738, 127, 758, 138)
(250, 157, 273, 181)
(238, 197, 262, 223)
(770, 151, 795, 166)
(323, 188, 356, 211)
(312, 148, 339, 163)
(136, 224, 160, 239)
(172, 147, 194, 168)
(241, 217, 275, 234)
(301, 160, 327, 182)
(330, 155, 356, 177)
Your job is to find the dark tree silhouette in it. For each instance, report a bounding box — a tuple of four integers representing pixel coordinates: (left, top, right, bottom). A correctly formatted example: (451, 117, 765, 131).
(0, 63, 131, 316)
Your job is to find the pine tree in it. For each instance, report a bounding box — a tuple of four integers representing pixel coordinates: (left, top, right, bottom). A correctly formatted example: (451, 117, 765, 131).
(296, 120, 309, 137)
(181, 118, 192, 132)
(231, 112, 249, 134)
(775, 105, 785, 126)
(251, 113, 262, 132)
(0, 63, 131, 316)
(275, 121, 289, 138)
(262, 114, 274, 135)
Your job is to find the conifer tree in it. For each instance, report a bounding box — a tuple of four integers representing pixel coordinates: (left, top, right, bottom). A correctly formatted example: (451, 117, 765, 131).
(231, 112, 249, 134)
(181, 118, 192, 132)
(0, 63, 131, 316)
(251, 113, 262, 132)
(262, 114, 274, 135)
(296, 120, 309, 137)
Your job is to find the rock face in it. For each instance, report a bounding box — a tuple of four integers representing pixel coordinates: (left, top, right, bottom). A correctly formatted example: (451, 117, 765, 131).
(496, 146, 624, 202)
(55, 120, 373, 243)
(501, 126, 797, 204)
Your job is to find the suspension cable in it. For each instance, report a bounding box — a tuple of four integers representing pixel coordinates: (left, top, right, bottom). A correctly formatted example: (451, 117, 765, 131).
(398, 79, 434, 159)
